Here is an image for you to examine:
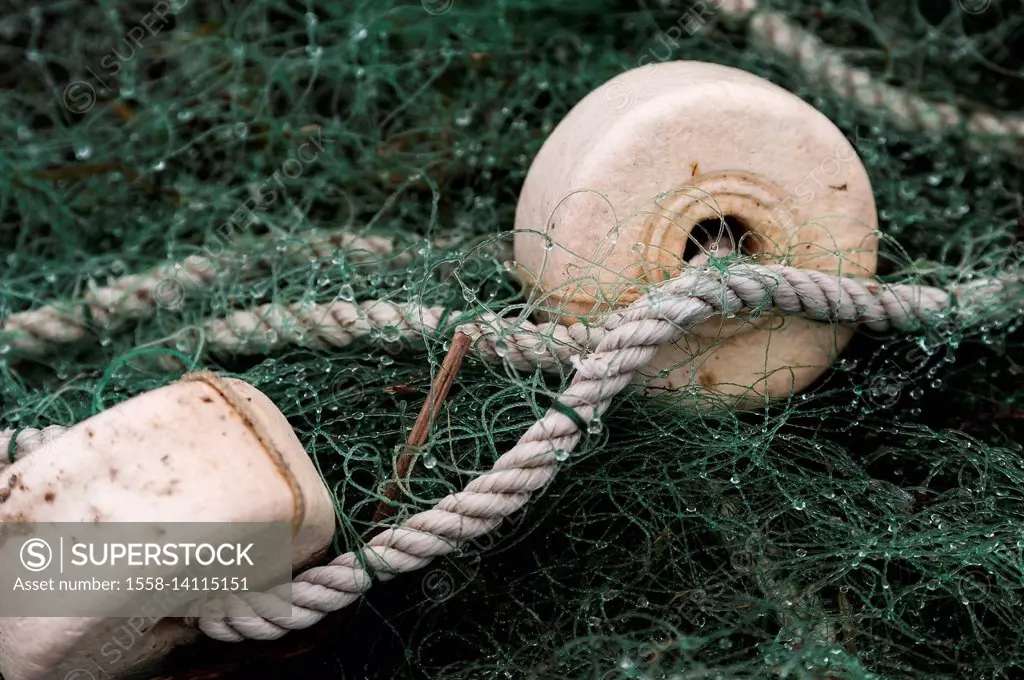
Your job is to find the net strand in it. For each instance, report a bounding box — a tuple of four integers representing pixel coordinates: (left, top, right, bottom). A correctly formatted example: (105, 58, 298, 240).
(4, 2, 1024, 674)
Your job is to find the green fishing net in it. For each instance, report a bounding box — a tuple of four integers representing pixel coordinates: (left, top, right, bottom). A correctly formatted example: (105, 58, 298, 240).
(2, 0, 1024, 678)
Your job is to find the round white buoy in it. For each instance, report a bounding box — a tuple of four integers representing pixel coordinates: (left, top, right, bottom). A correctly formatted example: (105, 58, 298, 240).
(0, 372, 336, 680)
(514, 60, 879, 407)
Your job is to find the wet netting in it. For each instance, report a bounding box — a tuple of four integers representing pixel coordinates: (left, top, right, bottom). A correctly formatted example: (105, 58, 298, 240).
(2, 0, 1024, 678)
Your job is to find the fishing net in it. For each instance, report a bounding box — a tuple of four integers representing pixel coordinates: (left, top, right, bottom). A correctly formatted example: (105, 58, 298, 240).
(2, 0, 1024, 678)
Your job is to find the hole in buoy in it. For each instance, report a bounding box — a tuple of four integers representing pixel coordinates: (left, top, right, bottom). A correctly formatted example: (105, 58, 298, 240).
(683, 216, 759, 265)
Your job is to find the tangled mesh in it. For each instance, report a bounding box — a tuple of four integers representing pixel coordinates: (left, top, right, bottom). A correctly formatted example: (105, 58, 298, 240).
(1, 0, 1024, 678)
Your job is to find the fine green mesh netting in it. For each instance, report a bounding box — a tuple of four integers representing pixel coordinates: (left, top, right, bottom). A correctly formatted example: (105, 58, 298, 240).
(2, 0, 1024, 678)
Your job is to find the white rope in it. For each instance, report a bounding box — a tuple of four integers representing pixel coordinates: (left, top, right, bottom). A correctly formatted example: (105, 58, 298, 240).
(161, 263, 1014, 373)
(0, 230, 404, 358)
(3, 264, 1018, 640)
(179, 263, 1014, 641)
(192, 301, 582, 373)
(716, 0, 1024, 151)
(5, 263, 1016, 457)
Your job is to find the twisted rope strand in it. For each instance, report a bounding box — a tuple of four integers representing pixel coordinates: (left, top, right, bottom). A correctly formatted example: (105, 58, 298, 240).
(186, 264, 1014, 370)
(5, 264, 1015, 458)
(2, 254, 219, 357)
(716, 0, 1024, 152)
(3, 264, 1017, 639)
(198, 301, 581, 372)
(0, 230, 402, 358)
(187, 264, 1019, 641)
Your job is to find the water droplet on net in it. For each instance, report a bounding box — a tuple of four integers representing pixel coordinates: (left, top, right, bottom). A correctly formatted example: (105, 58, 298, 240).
(338, 283, 355, 301)
(423, 453, 437, 469)
(587, 418, 603, 435)
(552, 449, 569, 462)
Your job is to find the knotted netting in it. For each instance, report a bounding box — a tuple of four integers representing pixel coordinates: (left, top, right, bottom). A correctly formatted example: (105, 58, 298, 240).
(2, 0, 1024, 678)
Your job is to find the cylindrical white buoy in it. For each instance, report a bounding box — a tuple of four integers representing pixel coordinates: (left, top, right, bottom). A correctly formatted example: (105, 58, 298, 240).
(0, 372, 336, 680)
(514, 60, 879, 407)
